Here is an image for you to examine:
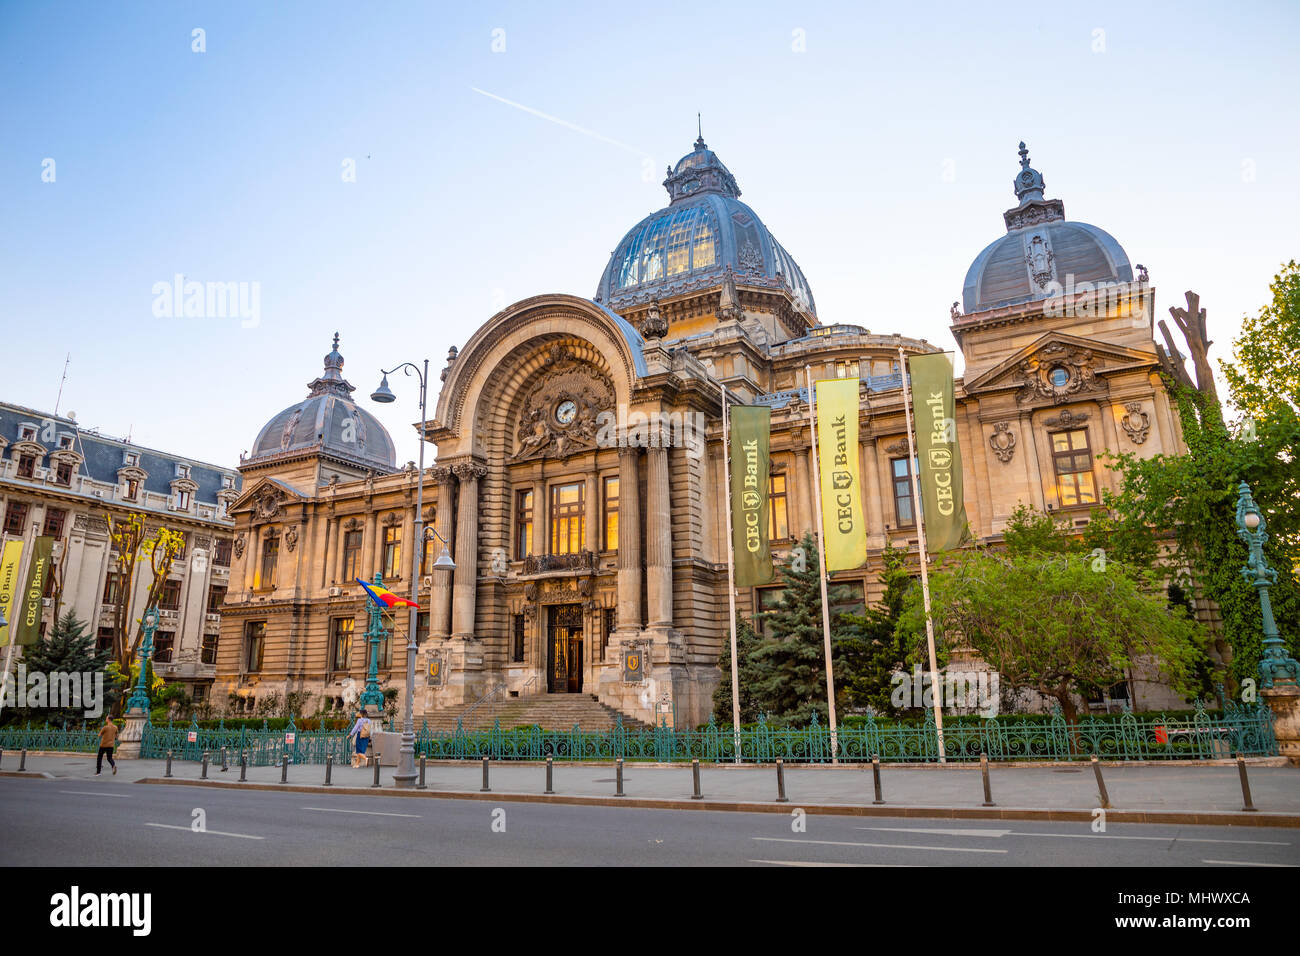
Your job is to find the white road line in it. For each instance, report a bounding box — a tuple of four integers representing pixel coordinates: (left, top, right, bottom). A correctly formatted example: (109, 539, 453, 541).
(1202, 859, 1295, 867)
(754, 837, 1005, 855)
(145, 823, 264, 840)
(750, 859, 911, 867)
(854, 826, 1288, 846)
(300, 806, 421, 818)
(59, 790, 132, 798)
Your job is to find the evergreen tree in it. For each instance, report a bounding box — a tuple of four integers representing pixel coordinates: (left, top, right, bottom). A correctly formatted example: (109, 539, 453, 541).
(710, 616, 762, 726)
(7, 611, 115, 726)
(837, 542, 915, 715)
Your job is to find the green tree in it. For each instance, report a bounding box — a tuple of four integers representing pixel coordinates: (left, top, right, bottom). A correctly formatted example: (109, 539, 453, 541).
(837, 542, 915, 715)
(7, 611, 118, 725)
(711, 616, 762, 725)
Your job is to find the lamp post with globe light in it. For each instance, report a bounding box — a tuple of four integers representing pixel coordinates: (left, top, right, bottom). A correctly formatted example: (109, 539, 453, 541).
(371, 360, 456, 788)
(1235, 481, 1300, 689)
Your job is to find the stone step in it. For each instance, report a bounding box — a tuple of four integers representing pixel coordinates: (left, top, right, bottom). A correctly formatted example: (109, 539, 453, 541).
(420, 693, 651, 732)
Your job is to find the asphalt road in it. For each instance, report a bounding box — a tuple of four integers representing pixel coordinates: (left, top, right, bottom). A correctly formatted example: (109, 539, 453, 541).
(2, 777, 1298, 866)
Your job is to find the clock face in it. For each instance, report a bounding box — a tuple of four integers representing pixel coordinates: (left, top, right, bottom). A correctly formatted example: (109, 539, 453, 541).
(555, 400, 577, 426)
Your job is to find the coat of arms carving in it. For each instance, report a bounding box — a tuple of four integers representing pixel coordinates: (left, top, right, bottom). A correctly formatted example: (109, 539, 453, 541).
(1015, 344, 1106, 404)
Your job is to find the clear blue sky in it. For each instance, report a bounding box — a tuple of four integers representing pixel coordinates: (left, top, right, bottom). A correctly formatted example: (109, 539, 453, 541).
(3, 0, 1296, 467)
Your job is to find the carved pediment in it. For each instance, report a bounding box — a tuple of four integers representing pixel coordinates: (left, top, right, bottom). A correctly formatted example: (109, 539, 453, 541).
(510, 355, 616, 462)
(229, 477, 305, 519)
(964, 334, 1154, 405)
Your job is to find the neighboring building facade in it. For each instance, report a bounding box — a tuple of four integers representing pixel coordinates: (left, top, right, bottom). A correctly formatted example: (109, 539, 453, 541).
(215, 139, 1189, 726)
(0, 402, 241, 701)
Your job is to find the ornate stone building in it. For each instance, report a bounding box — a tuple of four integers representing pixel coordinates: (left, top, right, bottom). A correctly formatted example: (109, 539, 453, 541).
(214, 139, 1187, 725)
(0, 401, 241, 700)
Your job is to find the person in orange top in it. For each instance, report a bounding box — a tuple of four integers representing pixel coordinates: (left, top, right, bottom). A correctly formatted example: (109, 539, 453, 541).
(96, 717, 119, 776)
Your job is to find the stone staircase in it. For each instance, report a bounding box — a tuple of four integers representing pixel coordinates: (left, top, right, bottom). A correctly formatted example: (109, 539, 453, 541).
(421, 693, 650, 733)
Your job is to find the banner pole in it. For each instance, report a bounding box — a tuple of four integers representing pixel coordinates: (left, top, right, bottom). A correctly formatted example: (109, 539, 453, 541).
(719, 378, 742, 763)
(899, 348, 946, 763)
(804, 366, 840, 763)
(0, 642, 16, 719)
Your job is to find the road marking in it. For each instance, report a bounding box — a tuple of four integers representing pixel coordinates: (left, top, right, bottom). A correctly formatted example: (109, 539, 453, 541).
(1202, 859, 1295, 867)
(59, 790, 132, 798)
(754, 837, 1005, 855)
(145, 823, 264, 840)
(854, 827, 1288, 846)
(301, 806, 421, 818)
(750, 859, 910, 867)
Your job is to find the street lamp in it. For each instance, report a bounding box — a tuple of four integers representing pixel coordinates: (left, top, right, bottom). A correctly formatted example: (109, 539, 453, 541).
(371, 358, 434, 789)
(126, 607, 161, 715)
(1235, 482, 1300, 689)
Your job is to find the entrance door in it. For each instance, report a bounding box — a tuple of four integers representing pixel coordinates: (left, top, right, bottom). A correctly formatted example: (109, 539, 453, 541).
(548, 604, 584, 693)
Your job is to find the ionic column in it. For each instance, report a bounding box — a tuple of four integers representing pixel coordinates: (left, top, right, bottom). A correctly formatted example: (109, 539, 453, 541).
(862, 437, 885, 546)
(429, 468, 455, 640)
(451, 463, 486, 639)
(794, 440, 813, 539)
(646, 444, 672, 628)
(533, 477, 547, 557)
(616, 447, 642, 629)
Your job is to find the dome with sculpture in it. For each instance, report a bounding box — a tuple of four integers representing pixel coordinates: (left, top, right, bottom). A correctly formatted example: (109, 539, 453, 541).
(245, 333, 397, 474)
(962, 143, 1133, 315)
(595, 134, 816, 318)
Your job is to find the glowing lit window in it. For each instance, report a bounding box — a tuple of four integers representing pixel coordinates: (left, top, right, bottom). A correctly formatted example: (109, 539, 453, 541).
(1051, 429, 1097, 507)
(665, 209, 695, 276)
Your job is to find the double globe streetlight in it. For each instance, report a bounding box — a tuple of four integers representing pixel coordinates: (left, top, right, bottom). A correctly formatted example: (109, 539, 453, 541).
(371, 362, 454, 789)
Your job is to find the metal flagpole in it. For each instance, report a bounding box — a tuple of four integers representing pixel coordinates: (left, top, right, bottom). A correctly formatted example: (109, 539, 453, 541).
(718, 379, 742, 763)
(804, 367, 840, 763)
(898, 347, 946, 762)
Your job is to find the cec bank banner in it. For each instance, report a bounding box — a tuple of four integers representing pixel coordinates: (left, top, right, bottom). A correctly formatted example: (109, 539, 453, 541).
(13, 536, 54, 646)
(729, 405, 774, 587)
(0, 540, 25, 647)
(815, 378, 867, 572)
(908, 353, 970, 552)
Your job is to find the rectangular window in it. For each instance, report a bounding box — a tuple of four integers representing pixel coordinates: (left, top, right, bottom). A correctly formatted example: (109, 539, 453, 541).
(416, 611, 429, 646)
(175, 490, 191, 510)
(257, 536, 278, 590)
(383, 526, 402, 579)
(515, 490, 534, 558)
(244, 621, 266, 673)
(831, 580, 866, 620)
(769, 473, 790, 541)
(836, 360, 860, 379)
(58, 435, 74, 449)
(55, 461, 73, 486)
(153, 630, 175, 664)
(17, 455, 35, 479)
(512, 614, 525, 663)
(207, 584, 226, 613)
(602, 607, 616, 659)
(19, 426, 36, 441)
(201, 632, 218, 665)
(125, 452, 139, 467)
(43, 507, 67, 539)
(1051, 429, 1097, 507)
(602, 477, 619, 551)
(103, 572, 125, 605)
(330, 617, 354, 673)
(3, 501, 28, 536)
(124, 478, 139, 500)
(159, 578, 182, 611)
(341, 529, 363, 582)
(549, 482, 585, 555)
(96, 627, 115, 653)
(213, 537, 232, 567)
(755, 586, 784, 639)
(891, 456, 920, 527)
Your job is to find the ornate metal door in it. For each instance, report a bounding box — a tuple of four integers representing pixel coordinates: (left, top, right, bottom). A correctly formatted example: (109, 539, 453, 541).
(548, 604, 584, 693)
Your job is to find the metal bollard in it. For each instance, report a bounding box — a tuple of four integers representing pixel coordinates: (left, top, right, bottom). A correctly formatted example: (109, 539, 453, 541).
(544, 756, 554, 795)
(0, 747, 4, 768)
(372, 755, 381, 788)
(239, 754, 247, 782)
(418, 754, 427, 790)
(979, 752, 995, 807)
(871, 754, 884, 804)
(165, 750, 173, 778)
(220, 746, 228, 773)
(281, 753, 289, 784)
(775, 758, 789, 803)
(201, 751, 210, 780)
(615, 757, 624, 797)
(18, 748, 27, 772)
(1091, 755, 1110, 809)
(324, 754, 333, 787)
(1236, 753, 1257, 812)
(480, 756, 491, 792)
(691, 758, 702, 800)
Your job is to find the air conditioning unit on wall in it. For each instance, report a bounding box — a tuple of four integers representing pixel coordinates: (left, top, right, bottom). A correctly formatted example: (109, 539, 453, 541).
(329, 586, 342, 597)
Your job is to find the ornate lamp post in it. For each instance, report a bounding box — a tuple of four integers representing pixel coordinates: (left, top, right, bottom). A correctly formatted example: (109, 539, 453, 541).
(1235, 482, 1300, 689)
(358, 572, 389, 715)
(125, 606, 161, 715)
(372, 358, 455, 789)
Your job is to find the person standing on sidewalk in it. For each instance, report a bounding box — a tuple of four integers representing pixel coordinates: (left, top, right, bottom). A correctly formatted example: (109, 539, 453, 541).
(348, 709, 372, 768)
(95, 717, 118, 776)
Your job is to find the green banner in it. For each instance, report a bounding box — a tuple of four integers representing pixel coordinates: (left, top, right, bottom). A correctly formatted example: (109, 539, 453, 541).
(908, 354, 970, 552)
(13, 536, 53, 646)
(730, 405, 774, 587)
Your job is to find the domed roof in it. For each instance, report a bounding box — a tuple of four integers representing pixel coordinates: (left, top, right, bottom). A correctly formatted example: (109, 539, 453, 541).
(962, 143, 1132, 315)
(595, 135, 816, 317)
(246, 334, 397, 473)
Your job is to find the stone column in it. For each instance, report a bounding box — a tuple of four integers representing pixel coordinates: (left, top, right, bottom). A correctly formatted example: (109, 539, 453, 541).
(451, 463, 486, 639)
(533, 477, 547, 557)
(645, 445, 672, 628)
(862, 438, 885, 547)
(321, 516, 335, 588)
(1018, 410, 1045, 511)
(429, 467, 455, 640)
(616, 447, 642, 630)
(795, 437, 814, 539)
(585, 471, 599, 554)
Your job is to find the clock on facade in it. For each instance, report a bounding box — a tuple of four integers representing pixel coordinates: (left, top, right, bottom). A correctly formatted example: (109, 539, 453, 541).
(555, 399, 577, 425)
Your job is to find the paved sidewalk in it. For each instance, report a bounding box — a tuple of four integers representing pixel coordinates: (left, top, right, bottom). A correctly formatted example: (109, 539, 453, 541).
(3, 753, 1297, 820)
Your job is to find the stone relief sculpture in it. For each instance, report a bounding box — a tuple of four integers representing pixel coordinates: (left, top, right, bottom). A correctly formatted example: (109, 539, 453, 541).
(510, 357, 615, 462)
(1119, 402, 1151, 444)
(989, 421, 1017, 463)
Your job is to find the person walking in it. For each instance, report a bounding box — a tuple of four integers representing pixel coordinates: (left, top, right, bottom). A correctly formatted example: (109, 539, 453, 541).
(348, 709, 372, 768)
(95, 717, 118, 776)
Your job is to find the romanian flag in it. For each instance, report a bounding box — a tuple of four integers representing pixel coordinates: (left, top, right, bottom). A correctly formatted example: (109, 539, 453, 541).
(355, 578, 421, 610)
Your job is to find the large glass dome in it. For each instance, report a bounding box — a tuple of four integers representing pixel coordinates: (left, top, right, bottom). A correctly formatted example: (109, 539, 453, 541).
(595, 137, 816, 316)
